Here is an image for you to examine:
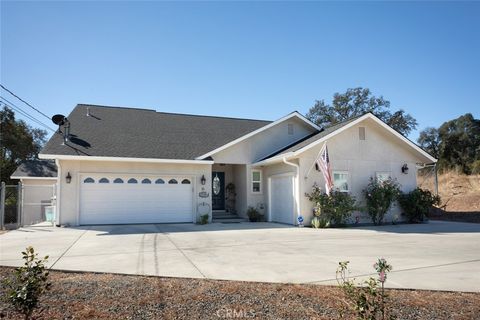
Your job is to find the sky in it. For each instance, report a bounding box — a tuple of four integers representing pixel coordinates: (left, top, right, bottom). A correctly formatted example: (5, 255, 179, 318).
(1, 1, 479, 141)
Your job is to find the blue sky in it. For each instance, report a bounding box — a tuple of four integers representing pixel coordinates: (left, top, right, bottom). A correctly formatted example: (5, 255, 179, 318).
(1, 1, 479, 140)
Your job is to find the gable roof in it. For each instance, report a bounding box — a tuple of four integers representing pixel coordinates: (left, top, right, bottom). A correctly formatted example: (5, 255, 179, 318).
(40, 104, 272, 161)
(11, 160, 58, 179)
(255, 113, 437, 165)
(195, 111, 321, 160)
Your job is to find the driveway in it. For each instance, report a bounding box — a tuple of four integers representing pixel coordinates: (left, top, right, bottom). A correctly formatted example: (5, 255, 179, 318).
(1, 221, 479, 292)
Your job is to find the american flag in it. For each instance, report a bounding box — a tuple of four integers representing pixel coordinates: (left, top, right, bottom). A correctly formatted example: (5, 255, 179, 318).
(316, 143, 334, 195)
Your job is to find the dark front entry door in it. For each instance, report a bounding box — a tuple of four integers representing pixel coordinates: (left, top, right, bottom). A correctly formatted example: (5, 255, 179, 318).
(212, 171, 225, 210)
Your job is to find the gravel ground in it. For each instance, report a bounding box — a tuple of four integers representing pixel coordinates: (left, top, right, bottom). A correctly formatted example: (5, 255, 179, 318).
(1, 267, 479, 319)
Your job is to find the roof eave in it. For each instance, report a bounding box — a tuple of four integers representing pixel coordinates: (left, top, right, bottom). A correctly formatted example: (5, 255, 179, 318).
(39, 154, 214, 165)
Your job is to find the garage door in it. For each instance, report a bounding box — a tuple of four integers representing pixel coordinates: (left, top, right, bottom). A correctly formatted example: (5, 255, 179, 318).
(269, 174, 295, 225)
(80, 175, 194, 225)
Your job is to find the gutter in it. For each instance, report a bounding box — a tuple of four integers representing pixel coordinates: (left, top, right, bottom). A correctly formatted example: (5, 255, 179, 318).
(55, 159, 61, 227)
(282, 157, 301, 224)
(39, 154, 214, 165)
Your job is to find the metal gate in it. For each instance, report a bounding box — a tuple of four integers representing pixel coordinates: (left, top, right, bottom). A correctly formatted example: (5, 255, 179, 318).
(0, 182, 56, 229)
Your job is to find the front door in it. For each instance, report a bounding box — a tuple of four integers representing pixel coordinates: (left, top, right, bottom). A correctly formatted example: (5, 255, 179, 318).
(212, 171, 225, 210)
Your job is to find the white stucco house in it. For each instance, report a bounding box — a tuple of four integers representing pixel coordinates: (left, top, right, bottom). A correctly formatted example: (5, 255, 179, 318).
(38, 104, 436, 226)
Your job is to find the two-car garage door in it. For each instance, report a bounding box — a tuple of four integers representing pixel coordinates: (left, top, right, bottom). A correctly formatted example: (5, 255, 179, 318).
(79, 174, 194, 225)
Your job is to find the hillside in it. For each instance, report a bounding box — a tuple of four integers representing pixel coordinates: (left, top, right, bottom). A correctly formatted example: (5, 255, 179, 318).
(419, 171, 480, 212)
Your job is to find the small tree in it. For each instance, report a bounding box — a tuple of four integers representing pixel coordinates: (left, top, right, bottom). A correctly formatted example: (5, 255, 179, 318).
(336, 258, 393, 320)
(398, 188, 441, 223)
(306, 184, 357, 226)
(364, 177, 401, 225)
(3, 247, 51, 320)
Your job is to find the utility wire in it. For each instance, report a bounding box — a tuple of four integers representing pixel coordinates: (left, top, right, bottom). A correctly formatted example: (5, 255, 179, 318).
(0, 96, 56, 132)
(0, 84, 52, 121)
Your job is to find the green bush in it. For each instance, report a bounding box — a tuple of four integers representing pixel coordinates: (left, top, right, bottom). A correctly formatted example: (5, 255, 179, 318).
(306, 184, 357, 227)
(364, 177, 401, 225)
(246, 206, 262, 222)
(398, 188, 441, 223)
(311, 216, 330, 228)
(3, 247, 51, 320)
(198, 214, 209, 225)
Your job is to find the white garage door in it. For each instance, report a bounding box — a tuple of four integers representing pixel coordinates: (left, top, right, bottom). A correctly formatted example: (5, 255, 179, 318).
(269, 174, 295, 225)
(80, 175, 194, 225)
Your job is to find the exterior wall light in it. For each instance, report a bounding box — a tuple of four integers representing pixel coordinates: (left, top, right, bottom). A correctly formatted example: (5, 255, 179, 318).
(401, 164, 409, 174)
(66, 172, 72, 184)
(201, 174, 206, 185)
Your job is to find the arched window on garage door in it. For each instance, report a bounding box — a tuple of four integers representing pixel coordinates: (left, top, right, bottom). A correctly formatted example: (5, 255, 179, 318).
(83, 177, 95, 183)
(168, 179, 178, 184)
(99, 178, 109, 183)
(155, 178, 165, 184)
(128, 178, 138, 184)
(181, 179, 191, 184)
(142, 178, 152, 184)
(113, 178, 124, 184)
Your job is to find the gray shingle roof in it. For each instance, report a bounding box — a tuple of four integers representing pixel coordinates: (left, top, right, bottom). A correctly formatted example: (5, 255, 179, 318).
(41, 104, 272, 160)
(11, 160, 57, 178)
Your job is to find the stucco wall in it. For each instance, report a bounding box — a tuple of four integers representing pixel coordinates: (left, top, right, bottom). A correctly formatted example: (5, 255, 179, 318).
(299, 118, 423, 224)
(212, 117, 316, 164)
(56, 160, 212, 226)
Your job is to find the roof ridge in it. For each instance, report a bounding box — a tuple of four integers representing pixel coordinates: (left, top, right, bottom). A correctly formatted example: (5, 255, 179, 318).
(76, 104, 272, 123)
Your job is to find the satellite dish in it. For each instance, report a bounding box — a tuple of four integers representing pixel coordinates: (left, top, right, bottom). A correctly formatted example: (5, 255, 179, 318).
(51, 114, 66, 126)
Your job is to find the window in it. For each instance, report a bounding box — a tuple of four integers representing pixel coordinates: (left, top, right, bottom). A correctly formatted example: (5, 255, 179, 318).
(99, 178, 109, 184)
(141, 178, 152, 184)
(155, 178, 165, 184)
(181, 179, 191, 184)
(113, 178, 124, 184)
(168, 179, 178, 184)
(251, 170, 262, 193)
(83, 177, 95, 183)
(333, 171, 349, 192)
(376, 172, 391, 183)
(359, 127, 366, 140)
(127, 178, 138, 184)
(287, 123, 294, 135)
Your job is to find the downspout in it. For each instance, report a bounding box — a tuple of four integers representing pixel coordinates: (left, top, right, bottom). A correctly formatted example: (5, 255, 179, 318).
(283, 157, 301, 225)
(55, 159, 61, 227)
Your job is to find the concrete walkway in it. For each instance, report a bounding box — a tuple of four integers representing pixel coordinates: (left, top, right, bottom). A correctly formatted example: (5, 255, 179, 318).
(1, 221, 479, 292)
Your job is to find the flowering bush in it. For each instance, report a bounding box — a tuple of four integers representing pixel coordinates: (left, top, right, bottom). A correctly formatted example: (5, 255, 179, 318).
(306, 184, 357, 227)
(398, 187, 441, 223)
(336, 258, 393, 320)
(363, 177, 401, 225)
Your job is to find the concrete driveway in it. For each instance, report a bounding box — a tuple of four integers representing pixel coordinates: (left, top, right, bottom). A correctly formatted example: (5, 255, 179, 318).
(1, 221, 479, 292)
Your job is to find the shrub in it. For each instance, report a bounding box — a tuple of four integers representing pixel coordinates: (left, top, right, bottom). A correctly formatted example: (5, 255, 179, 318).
(3, 247, 51, 320)
(246, 206, 261, 222)
(198, 213, 209, 225)
(336, 258, 393, 320)
(364, 177, 401, 225)
(398, 187, 441, 223)
(306, 184, 357, 226)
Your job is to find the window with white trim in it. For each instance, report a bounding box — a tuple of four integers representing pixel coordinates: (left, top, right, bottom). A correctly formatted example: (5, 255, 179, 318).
(376, 172, 391, 183)
(251, 170, 262, 193)
(333, 171, 349, 192)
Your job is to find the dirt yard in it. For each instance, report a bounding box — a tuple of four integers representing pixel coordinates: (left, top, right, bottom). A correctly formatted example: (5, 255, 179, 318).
(0, 267, 479, 319)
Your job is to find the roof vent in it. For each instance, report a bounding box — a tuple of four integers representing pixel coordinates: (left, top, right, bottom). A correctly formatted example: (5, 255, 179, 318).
(86, 107, 90, 117)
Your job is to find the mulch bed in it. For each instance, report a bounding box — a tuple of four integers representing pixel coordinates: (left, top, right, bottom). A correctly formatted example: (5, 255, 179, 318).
(1, 267, 479, 320)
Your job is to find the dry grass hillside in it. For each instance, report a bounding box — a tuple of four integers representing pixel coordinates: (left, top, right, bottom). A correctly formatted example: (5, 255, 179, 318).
(418, 171, 480, 223)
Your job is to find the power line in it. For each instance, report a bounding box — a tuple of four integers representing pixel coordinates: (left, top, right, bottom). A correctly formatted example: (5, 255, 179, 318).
(0, 84, 52, 121)
(0, 96, 56, 132)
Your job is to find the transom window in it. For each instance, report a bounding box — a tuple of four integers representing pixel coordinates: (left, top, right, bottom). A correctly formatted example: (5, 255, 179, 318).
(333, 171, 349, 192)
(251, 170, 262, 193)
(376, 172, 391, 183)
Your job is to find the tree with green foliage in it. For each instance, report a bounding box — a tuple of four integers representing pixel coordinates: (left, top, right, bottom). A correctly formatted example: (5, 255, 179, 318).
(0, 106, 47, 184)
(417, 113, 480, 174)
(306, 87, 418, 136)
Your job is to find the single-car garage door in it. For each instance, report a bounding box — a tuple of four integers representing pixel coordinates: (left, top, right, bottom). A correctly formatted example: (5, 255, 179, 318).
(269, 174, 295, 225)
(79, 175, 194, 225)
